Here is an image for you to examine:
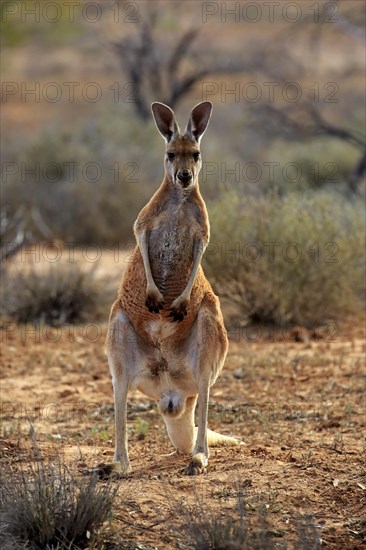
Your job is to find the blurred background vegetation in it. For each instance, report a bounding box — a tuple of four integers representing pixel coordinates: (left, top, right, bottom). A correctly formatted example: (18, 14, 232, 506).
(1, 0, 365, 327)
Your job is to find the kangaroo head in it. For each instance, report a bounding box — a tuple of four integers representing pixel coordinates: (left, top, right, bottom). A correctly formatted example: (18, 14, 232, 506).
(151, 101, 212, 191)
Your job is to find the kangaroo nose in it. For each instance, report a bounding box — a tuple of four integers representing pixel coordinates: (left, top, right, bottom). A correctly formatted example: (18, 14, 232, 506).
(177, 169, 192, 183)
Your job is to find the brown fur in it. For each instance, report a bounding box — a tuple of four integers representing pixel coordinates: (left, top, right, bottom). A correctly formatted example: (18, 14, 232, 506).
(104, 102, 239, 477)
(118, 177, 210, 343)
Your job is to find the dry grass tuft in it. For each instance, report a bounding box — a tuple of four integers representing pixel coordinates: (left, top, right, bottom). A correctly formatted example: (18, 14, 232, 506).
(177, 487, 321, 550)
(0, 452, 117, 550)
(2, 264, 108, 326)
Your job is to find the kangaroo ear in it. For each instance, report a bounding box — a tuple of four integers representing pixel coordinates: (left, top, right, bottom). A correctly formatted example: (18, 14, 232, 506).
(151, 102, 180, 143)
(185, 101, 212, 143)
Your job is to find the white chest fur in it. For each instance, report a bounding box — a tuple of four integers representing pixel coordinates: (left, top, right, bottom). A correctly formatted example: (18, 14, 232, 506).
(148, 318, 179, 341)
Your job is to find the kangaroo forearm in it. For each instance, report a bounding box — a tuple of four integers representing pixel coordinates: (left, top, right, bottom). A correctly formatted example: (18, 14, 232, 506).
(138, 230, 157, 290)
(182, 240, 207, 298)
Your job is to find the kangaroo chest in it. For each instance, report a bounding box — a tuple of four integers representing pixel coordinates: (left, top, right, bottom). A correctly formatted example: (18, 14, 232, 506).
(148, 213, 195, 297)
(151, 223, 193, 265)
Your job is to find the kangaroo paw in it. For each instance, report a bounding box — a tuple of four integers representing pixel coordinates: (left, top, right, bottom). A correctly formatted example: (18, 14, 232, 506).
(169, 297, 188, 322)
(146, 290, 164, 314)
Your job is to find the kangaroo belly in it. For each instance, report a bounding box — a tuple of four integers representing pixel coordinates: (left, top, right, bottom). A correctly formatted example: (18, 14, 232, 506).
(119, 244, 210, 344)
(132, 363, 198, 400)
(149, 224, 194, 301)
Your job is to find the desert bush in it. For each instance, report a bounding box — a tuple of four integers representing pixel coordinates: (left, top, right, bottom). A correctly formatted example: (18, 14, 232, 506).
(0, 1, 81, 48)
(0, 455, 116, 550)
(1, 116, 157, 246)
(2, 263, 108, 325)
(179, 490, 276, 550)
(263, 139, 361, 194)
(204, 190, 365, 326)
(178, 488, 321, 550)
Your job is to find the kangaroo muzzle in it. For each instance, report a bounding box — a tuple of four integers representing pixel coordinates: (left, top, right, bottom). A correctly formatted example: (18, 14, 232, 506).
(176, 169, 193, 187)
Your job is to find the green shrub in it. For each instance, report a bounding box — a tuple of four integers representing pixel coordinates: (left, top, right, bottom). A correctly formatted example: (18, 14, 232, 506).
(0, 1, 81, 48)
(204, 190, 365, 326)
(264, 140, 360, 193)
(132, 417, 150, 440)
(3, 264, 107, 325)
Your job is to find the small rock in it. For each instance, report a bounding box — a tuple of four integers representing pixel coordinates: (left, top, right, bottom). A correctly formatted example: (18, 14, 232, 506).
(233, 367, 246, 379)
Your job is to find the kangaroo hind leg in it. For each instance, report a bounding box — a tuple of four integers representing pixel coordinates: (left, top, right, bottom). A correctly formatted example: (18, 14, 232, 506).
(101, 304, 141, 477)
(186, 295, 229, 475)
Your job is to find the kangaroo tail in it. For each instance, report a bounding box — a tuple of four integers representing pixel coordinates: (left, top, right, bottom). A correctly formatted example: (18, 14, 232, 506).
(205, 428, 242, 447)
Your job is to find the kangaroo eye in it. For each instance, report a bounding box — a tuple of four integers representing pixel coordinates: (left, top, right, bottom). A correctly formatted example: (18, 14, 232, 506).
(167, 152, 175, 161)
(193, 151, 200, 160)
